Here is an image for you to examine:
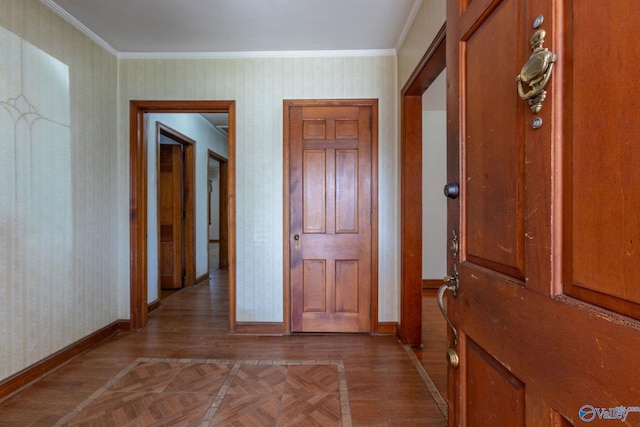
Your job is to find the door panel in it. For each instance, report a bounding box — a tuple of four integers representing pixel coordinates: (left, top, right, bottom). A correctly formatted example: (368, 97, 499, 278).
(563, 0, 640, 319)
(447, 0, 640, 425)
(159, 143, 184, 290)
(466, 339, 525, 426)
(463, 0, 525, 280)
(303, 150, 326, 234)
(288, 101, 374, 333)
(335, 150, 358, 233)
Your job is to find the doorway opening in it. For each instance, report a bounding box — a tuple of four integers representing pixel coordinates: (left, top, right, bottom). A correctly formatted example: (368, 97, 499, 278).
(129, 100, 236, 330)
(207, 150, 229, 271)
(399, 24, 447, 399)
(156, 122, 196, 301)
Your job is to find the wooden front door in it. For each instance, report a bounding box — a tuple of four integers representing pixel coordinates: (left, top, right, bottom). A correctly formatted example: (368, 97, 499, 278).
(286, 100, 376, 333)
(159, 143, 184, 290)
(446, 0, 640, 425)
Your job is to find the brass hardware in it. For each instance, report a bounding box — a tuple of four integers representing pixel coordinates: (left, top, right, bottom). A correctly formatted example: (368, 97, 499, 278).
(517, 29, 557, 114)
(294, 234, 300, 250)
(450, 230, 459, 260)
(447, 348, 460, 368)
(437, 265, 460, 368)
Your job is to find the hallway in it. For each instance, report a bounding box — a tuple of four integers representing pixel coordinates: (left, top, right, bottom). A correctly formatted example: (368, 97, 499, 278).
(0, 269, 447, 426)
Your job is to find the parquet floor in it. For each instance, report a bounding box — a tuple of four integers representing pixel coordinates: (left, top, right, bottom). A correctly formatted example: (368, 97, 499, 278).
(0, 254, 447, 426)
(55, 358, 349, 426)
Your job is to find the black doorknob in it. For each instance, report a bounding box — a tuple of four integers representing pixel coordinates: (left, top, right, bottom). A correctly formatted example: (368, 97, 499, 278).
(443, 182, 459, 199)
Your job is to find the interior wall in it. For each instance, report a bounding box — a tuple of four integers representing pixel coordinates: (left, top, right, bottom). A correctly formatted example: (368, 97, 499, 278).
(118, 55, 399, 322)
(397, 1, 447, 89)
(208, 159, 221, 241)
(0, 0, 448, 382)
(0, 0, 118, 381)
(422, 70, 447, 280)
(146, 113, 228, 303)
(396, 0, 447, 315)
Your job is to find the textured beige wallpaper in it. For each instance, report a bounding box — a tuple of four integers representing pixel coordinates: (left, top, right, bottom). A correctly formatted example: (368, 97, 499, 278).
(118, 55, 399, 322)
(397, 0, 447, 88)
(0, 0, 118, 380)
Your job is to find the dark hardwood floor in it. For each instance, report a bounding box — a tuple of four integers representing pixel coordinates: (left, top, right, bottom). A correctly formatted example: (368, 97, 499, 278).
(0, 265, 447, 426)
(413, 289, 448, 402)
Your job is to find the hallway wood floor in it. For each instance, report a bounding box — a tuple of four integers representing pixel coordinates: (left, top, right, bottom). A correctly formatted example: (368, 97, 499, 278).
(0, 269, 447, 426)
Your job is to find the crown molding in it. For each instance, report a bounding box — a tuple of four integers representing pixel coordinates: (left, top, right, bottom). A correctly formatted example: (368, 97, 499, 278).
(117, 49, 397, 59)
(41, 0, 119, 57)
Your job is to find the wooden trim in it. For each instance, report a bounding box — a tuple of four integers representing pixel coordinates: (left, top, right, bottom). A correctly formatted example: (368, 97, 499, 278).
(130, 100, 236, 330)
(399, 25, 446, 346)
(232, 322, 285, 336)
(376, 322, 398, 335)
(401, 26, 447, 96)
(148, 299, 161, 313)
(195, 273, 209, 285)
(369, 100, 380, 334)
(422, 279, 442, 289)
(422, 288, 438, 297)
(0, 320, 129, 402)
(130, 102, 148, 329)
(282, 99, 379, 335)
(282, 101, 291, 334)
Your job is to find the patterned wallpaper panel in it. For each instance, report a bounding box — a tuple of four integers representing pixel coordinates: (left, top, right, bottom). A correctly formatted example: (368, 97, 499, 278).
(1, 0, 118, 380)
(398, 0, 446, 89)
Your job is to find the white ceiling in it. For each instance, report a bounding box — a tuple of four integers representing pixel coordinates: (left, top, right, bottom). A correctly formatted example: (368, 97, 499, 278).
(43, 0, 422, 56)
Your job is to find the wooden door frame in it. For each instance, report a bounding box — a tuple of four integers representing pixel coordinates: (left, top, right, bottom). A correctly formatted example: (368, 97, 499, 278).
(207, 149, 229, 270)
(129, 100, 236, 329)
(399, 25, 446, 345)
(283, 98, 379, 334)
(156, 122, 196, 295)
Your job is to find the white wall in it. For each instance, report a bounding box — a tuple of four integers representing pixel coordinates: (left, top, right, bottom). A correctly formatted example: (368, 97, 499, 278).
(422, 70, 447, 280)
(146, 113, 228, 303)
(208, 159, 221, 240)
(422, 111, 447, 279)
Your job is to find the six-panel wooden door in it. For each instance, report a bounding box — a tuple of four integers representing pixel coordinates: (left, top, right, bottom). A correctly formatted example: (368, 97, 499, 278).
(287, 100, 375, 333)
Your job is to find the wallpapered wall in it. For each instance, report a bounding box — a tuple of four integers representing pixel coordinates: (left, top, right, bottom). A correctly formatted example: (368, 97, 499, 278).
(0, 0, 446, 381)
(117, 55, 399, 322)
(0, 0, 118, 379)
(397, 0, 447, 90)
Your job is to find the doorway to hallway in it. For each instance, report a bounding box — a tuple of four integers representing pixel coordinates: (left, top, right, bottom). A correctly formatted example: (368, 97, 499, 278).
(399, 23, 448, 407)
(129, 100, 236, 330)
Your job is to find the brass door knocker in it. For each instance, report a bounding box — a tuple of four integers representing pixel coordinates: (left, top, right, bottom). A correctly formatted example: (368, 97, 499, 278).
(517, 29, 557, 114)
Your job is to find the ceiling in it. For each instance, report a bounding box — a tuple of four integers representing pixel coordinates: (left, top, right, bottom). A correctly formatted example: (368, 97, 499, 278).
(43, 0, 422, 56)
